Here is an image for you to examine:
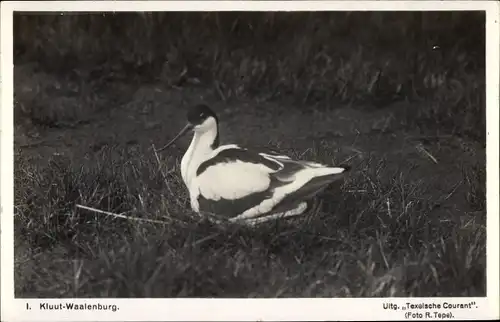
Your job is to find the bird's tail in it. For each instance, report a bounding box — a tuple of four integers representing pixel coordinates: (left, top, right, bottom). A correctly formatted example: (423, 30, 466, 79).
(272, 165, 350, 213)
(300, 165, 350, 197)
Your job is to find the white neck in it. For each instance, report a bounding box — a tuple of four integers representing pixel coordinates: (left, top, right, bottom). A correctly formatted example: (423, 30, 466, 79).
(180, 124, 218, 188)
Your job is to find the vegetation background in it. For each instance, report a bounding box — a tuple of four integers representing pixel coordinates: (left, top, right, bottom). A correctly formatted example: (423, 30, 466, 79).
(14, 11, 486, 297)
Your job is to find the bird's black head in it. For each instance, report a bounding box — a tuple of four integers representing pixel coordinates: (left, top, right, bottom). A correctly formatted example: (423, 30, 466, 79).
(187, 104, 218, 126)
(154, 104, 220, 153)
(187, 104, 220, 148)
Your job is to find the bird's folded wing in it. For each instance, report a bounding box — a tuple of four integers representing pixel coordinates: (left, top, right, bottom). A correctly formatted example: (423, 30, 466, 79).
(196, 146, 282, 200)
(197, 160, 272, 200)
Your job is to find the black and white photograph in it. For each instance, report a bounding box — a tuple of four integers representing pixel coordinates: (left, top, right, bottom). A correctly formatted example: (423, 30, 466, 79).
(1, 1, 499, 321)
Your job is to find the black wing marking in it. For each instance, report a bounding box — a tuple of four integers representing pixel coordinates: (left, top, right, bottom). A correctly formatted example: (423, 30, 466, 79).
(268, 157, 307, 182)
(196, 146, 283, 176)
(197, 188, 273, 218)
(197, 144, 330, 182)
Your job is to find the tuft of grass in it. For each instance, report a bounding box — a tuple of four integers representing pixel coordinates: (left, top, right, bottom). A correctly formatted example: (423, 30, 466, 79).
(14, 143, 486, 298)
(14, 11, 485, 142)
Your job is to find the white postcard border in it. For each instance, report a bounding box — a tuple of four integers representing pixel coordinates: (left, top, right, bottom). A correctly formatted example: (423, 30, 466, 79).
(1, 1, 499, 321)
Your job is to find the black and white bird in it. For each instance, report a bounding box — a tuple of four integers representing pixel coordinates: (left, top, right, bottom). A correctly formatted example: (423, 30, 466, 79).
(156, 104, 350, 225)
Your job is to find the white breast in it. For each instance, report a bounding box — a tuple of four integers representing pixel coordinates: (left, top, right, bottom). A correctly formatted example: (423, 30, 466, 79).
(180, 133, 213, 189)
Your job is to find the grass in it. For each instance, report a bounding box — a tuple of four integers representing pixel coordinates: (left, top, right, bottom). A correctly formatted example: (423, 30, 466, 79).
(12, 11, 486, 297)
(14, 136, 486, 297)
(14, 11, 485, 141)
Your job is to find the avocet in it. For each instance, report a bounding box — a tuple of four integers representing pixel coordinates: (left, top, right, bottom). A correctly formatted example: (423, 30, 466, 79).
(156, 104, 350, 225)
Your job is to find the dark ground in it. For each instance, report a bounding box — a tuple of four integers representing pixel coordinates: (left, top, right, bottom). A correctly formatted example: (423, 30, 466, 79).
(13, 12, 486, 297)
